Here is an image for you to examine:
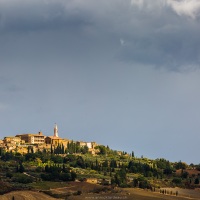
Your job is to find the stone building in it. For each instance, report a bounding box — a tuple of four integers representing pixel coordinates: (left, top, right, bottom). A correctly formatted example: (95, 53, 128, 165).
(16, 131, 45, 144)
(3, 136, 22, 145)
(0, 139, 4, 147)
(45, 123, 60, 145)
(45, 136, 63, 145)
(76, 141, 98, 149)
(45, 123, 69, 146)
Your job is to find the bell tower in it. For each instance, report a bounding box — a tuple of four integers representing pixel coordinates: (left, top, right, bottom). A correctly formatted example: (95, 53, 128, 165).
(54, 123, 58, 137)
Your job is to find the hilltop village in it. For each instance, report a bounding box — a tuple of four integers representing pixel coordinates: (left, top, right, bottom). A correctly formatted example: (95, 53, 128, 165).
(0, 124, 99, 155)
(0, 125, 200, 200)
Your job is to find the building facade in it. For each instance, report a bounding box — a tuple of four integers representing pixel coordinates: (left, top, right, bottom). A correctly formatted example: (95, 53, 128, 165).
(16, 132, 45, 144)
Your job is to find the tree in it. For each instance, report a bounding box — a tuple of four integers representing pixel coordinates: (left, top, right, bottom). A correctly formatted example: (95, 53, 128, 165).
(194, 178, 199, 185)
(95, 145, 107, 155)
(95, 158, 99, 170)
(181, 171, 189, 179)
(71, 171, 77, 181)
(51, 144, 53, 154)
(25, 153, 36, 161)
(81, 145, 89, 154)
(14, 152, 25, 162)
(61, 143, 65, 154)
(59, 173, 71, 181)
(172, 177, 182, 184)
(174, 161, 187, 170)
(102, 160, 108, 168)
(45, 165, 50, 172)
(51, 155, 63, 163)
(163, 167, 173, 175)
(133, 176, 151, 189)
(110, 159, 117, 168)
(196, 164, 200, 171)
(76, 156, 85, 168)
(1, 152, 14, 161)
(18, 163, 25, 173)
(0, 147, 5, 156)
(6, 172, 13, 179)
(13, 174, 33, 183)
(113, 168, 127, 187)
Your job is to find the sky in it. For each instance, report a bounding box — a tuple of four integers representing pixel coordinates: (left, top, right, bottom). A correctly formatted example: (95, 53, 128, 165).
(1, 0, 200, 164)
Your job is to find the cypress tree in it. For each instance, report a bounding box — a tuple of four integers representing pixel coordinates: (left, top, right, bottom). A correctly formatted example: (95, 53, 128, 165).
(61, 144, 65, 154)
(195, 178, 199, 184)
(19, 163, 25, 173)
(50, 144, 53, 154)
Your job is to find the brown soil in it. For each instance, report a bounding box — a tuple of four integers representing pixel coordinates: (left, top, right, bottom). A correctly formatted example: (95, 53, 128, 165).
(0, 191, 58, 200)
(48, 181, 200, 200)
(176, 169, 200, 176)
(1, 182, 200, 200)
(67, 188, 198, 200)
(50, 181, 104, 194)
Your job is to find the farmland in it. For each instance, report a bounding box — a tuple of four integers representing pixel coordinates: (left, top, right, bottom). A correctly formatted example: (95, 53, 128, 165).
(0, 148, 200, 199)
(1, 183, 200, 200)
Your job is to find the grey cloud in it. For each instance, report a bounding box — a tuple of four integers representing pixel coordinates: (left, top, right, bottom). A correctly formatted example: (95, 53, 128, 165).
(167, 0, 200, 19)
(117, 24, 200, 70)
(0, 0, 92, 33)
(114, 1, 200, 70)
(1, 0, 200, 163)
(1, 0, 200, 74)
(1, 0, 200, 71)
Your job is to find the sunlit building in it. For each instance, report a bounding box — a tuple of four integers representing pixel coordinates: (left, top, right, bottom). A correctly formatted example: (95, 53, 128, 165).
(3, 136, 22, 145)
(16, 131, 45, 144)
(45, 123, 65, 145)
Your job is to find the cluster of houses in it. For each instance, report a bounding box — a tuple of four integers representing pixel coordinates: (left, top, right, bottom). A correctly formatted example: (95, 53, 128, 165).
(0, 124, 98, 155)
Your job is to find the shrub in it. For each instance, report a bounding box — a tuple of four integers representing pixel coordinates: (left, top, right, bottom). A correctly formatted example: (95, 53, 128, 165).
(59, 173, 71, 181)
(139, 180, 151, 189)
(6, 172, 13, 179)
(181, 171, 189, 179)
(71, 171, 77, 181)
(172, 177, 182, 184)
(0, 181, 13, 195)
(76, 190, 82, 195)
(35, 167, 43, 172)
(13, 174, 33, 184)
(194, 178, 199, 184)
(41, 173, 54, 181)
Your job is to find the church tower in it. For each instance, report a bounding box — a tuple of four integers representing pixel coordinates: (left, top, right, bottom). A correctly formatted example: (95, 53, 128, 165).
(54, 123, 58, 137)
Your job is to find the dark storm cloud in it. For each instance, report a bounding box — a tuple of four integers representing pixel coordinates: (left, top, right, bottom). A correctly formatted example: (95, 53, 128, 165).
(1, 0, 200, 70)
(0, 0, 92, 33)
(116, 0, 200, 70)
(118, 24, 200, 70)
(0, 0, 200, 70)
